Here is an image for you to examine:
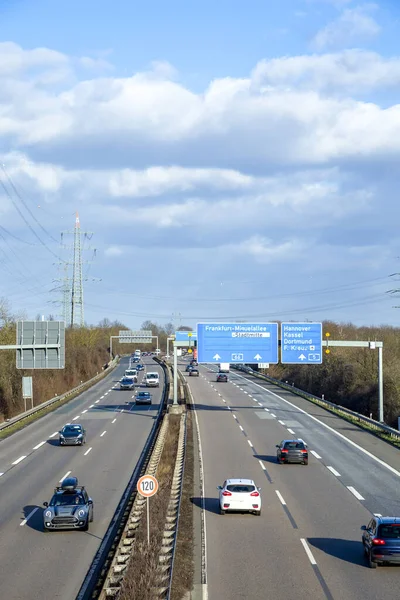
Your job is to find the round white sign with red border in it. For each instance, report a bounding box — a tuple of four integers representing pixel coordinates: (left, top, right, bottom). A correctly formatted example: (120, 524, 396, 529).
(137, 474, 159, 498)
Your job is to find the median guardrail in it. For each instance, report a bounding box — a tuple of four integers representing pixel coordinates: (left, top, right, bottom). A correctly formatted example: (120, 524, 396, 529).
(232, 365, 400, 442)
(0, 356, 120, 434)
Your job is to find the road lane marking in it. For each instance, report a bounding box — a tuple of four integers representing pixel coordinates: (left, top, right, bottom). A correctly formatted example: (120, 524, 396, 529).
(33, 441, 46, 450)
(374, 513, 382, 517)
(82, 409, 88, 414)
(301, 539, 317, 565)
(49, 431, 58, 438)
(89, 404, 94, 408)
(72, 415, 80, 421)
(100, 395, 104, 399)
(100, 431, 107, 437)
(95, 400, 99, 403)
(247, 440, 254, 448)
(310, 450, 322, 459)
(112, 418, 117, 423)
(264, 408, 269, 412)
(287, 428, 295, 434)
(20, 507, 39, 527)
(12, 456, 27, 465)
(232, 414, 237, 419)
(278, 420, 285, 425)
(84, 447, 92, 456)
(241, 375, 400, 478)
(0, 472, 3, 477)
(259, 460, 266, 471)
(275, 490, 286, 505)
(258, 402, 263, 406)
(59, 470, 71, 483)
(222, 399, 226, 402)
(239, 425, 244, 431)
(347, 486, 364, 500)
(327, 466, 341, 477)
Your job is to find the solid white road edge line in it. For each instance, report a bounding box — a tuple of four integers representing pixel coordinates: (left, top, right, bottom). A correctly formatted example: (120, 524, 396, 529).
(20, 507, 39, 526)
(347, 486, 365, 500)
(238, 373, 400, 478)
(310, 450, 322, 459)
(100, 431, 107, 437)
(84, 447, 92, 456)
(327, 466, 341, 477)
(33, 441, 46, 450)
(59, 470, 71, 483)
(301, 538, 317, 565)
(275, 490, 286, 505)
(12, 456, 27, 465)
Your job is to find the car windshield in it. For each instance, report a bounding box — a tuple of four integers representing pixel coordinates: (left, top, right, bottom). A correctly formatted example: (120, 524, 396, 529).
(121, 378, 131, 384)
(226, 484, 255, 493)
(63, 425, 82, 433)
(138, 393, 149, 397)
(50, 494, 85, 506)
(284, 442, 305, 449)
(378, 525, 400, 538)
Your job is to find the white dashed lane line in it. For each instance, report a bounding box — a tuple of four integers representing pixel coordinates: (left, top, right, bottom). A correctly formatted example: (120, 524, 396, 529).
(12, 456, 26, 465)
(82, 409, 88, 414)
(112, 418, 117, 424)
(300, 538, 317, 565)
(259, 460, 266, 471)
(239, 425, 244, 431)
(95, 400, 99, 404)
(20, 507, 39, 527)
(278, 420, 285, 426)
(247, 440, 254, 448)
(310, 450, 322, 459)
(264, 408, 269, 412)
(49, 431, 58, 438)
(275, 490, 286, 505)
(84, 447, 92, 456)
(89, 404, 94, 408)
(59, 470, 71, 483)
(287, 428, 295, 435)
(100, 431, 107, 437)
(232, 414, 237, 420)
(327, 466, 341, 477)
(347, 486, 365, 501)
(33, 441, 46, 450)
(72, 415, 80, 421)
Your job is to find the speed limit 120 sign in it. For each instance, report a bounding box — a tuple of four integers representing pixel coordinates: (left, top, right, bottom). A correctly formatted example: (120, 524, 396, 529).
(137, 475, 159, 498)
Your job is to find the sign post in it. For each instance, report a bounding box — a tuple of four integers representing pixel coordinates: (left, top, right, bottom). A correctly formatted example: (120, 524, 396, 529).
(137, 474, 159, 545)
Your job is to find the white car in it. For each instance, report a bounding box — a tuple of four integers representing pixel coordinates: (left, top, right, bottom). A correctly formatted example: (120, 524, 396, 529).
(217, 478, 261, 515)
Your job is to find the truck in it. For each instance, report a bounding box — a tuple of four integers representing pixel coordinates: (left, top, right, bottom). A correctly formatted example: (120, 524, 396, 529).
(219, 363, 230, 373)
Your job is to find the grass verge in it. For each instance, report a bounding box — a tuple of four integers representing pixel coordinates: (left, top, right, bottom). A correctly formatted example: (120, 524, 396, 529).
(170, 408, 194, 600)
(119, 414, 181, 600)
(0, 362, 118, 441)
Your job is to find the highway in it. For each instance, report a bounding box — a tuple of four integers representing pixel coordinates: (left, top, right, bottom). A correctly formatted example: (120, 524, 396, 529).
(186, 360, 400, 600)
(0, 355, 164, 600)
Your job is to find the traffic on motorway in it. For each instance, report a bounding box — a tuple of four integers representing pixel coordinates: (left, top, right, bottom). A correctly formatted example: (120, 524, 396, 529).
(0, 352, 164, 600)
(183, 356, 400, 600)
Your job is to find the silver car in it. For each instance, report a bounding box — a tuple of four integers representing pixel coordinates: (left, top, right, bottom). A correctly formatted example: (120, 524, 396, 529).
(43, 477, 93, 531)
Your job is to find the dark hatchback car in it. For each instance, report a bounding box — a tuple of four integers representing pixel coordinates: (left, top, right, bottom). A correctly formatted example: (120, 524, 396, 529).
(217, 373, 228, 382)
(362, 517, 400, 568)
(59, 424, 86, 446)
(189, 369, 200, 377)
(276, 439, 308, 465)
(43, 477, 93, 531)
(186, 365, 193, 373)
(136, 391, 152, 405)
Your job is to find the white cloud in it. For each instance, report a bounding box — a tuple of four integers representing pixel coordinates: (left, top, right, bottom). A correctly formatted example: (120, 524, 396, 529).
(104, 246, 125, 257)
(312, 4, 381, 50)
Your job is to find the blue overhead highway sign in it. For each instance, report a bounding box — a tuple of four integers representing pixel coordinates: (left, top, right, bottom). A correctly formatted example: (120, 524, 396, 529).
(281, 322, 322, 364)
(175, 331, 197, 341)
(196, 323, 278, 364)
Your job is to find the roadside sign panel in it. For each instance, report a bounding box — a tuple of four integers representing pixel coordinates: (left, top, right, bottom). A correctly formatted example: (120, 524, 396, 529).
(197, 323, 278, 364)
(175, 331, 197, 341)
(281, 322, 323, 364)
(119, 330, 153, 344)
(22, 376, 33, 398)
(137, 475, 159, 498)
(16, 321, 65, 369)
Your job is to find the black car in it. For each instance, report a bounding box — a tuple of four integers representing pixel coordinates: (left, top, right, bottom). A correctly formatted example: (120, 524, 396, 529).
(276, 439, 308, 465)
(186, 365, 193, 373)
(190, 360, 198, 367)
(136, 364, 145, 371)
(59, 424, 86, 446)
(217, 373, 228, 382)
(189, 369, 199, 377)
(362, 516, 400, 568)
(136, 391, 152, 405)
(43, 477, 93, 531)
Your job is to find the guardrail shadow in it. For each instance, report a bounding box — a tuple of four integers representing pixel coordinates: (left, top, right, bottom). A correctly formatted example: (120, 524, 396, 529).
(307, 538, 366, 567)
(190, 496, 220, 515)
(23, 505, 44, 532)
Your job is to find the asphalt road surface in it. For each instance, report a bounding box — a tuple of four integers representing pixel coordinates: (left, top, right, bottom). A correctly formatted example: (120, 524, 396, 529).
(0, 355, 164, 600)
(186, 361, 400, 600)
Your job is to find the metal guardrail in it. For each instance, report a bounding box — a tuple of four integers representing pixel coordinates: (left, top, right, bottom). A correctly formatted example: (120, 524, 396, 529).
(76, 357, 170, 600)
(0, 356, 120, 434)
(232, 365, 400, 442)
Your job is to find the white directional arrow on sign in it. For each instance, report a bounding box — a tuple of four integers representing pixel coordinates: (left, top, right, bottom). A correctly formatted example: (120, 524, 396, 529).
(298, 354, 306, 361)
(213, 354, 221, 360)
(254, 354, 262, 360)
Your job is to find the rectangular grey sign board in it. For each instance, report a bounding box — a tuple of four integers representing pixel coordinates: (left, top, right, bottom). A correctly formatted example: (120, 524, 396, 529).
(16, 321, 65, 369)
(118, 330, 152, 343)
(22, 376, 33, 398)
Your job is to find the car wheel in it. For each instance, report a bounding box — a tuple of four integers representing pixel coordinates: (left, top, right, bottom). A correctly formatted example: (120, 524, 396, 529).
(368, 551, 377, 568)
(90, 510, 94, 523)
(277, 456, 281, 463)
(43, 527, 50, 533)
(255, 510, 261, 516)
(220, 508, 225, 515)
(303, 460, 308, 465)
(82, 520, 89, 532)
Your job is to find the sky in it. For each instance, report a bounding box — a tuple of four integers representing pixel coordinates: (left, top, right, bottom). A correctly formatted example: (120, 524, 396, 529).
(0, 0, 400, 329)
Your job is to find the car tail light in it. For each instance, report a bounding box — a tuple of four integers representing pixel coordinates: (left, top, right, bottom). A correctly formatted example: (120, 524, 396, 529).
(252, 504, 259, 508)
(372, 539, 386, 545)
(250, 491, 260, 497)
(300, 449, 307, 453)
(222, 490, 232, 496)
(281, 449, 288, 453)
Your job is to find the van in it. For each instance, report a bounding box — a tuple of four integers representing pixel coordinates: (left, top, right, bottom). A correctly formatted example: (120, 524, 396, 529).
(145, 372, 160, 387)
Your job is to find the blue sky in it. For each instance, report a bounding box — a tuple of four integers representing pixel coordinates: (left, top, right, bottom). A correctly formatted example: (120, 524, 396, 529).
(1, 0, 400, 329)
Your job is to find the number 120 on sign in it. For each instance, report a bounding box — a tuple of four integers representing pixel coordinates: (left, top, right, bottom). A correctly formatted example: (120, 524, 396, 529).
(137, 475, 159, 498)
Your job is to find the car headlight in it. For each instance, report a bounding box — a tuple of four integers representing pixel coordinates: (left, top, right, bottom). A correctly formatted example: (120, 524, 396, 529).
(77, 434, 83, 438)
(45, 510, 52, 518)
(78, 509, 85, 517)
(60, 434, 65, 438)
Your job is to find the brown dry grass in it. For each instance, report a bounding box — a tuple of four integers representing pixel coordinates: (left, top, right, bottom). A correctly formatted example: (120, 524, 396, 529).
(119, 414, 181, 600)
(170, 408, 194, 600)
